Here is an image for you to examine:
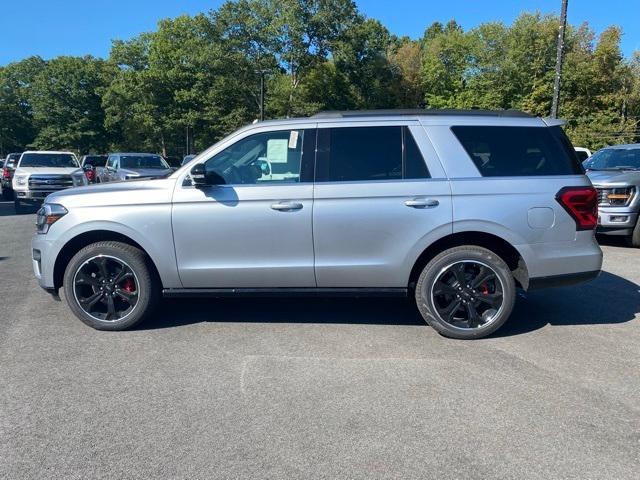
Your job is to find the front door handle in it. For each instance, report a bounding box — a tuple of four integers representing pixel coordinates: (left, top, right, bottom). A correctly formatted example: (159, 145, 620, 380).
(404, 198, 439, 209)
(271, 201, 303, 211)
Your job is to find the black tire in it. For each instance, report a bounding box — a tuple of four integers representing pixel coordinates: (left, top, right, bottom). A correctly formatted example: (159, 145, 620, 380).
(2, 188, 13, 200)
(63, 241, 159, 330)
(414, 245, 516, 340)
(14, 199, 25, 214)
(625, 218, 640, 248)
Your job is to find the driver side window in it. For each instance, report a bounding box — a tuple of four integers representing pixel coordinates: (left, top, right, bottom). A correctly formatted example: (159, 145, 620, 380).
(204, 129, 308, 185)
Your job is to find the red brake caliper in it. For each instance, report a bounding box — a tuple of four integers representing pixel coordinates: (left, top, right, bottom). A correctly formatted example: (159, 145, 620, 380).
(480, 283, 490, 295)
(121, 277, 135, 292)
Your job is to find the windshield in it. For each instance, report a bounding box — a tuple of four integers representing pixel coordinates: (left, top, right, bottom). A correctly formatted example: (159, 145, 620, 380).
(120, 155, 168, 170)
(19, 153, 79, 168)
(82, 155, 107, 167)
(584, 148, 640, 171)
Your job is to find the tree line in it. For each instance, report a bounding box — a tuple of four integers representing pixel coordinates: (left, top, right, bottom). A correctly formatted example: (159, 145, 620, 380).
(1, 0, 639, 159)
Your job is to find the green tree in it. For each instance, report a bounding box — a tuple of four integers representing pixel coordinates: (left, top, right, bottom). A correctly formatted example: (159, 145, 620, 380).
(0, 57, 45, 153)
(29, 56, 112, 152)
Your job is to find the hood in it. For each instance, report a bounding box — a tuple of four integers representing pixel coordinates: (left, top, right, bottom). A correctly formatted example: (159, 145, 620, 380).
(45, 177, 177, 208)
(120, 168, 172, 178)
(15, 167, 83, 176)
(586, 170, 640, 187)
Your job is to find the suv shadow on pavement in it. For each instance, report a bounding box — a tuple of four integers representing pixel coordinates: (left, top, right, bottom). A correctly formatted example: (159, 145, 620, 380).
(138, 270, 639, 336)
(0, 200, 39, 216)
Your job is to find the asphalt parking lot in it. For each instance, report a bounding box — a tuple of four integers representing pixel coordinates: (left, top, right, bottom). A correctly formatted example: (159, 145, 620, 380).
(0, 199, 639, 479)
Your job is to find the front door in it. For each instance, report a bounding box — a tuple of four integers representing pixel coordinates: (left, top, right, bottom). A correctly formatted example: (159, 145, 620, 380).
(172, 126, 317, 288)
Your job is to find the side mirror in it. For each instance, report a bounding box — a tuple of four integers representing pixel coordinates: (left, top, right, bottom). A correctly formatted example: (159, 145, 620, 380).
(190, 164, 225, 187)
(190, 164, 207, 186)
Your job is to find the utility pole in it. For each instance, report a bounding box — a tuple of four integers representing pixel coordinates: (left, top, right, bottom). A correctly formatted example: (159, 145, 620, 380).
(256, 69, 269, 121)
(259, 71, 266, 121)
(551, 0, 568, 118)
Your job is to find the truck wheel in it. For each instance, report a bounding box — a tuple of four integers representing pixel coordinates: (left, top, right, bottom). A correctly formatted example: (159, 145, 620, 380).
(14, 199, 25, 214)
(63, 241, 159, 330)
(2, 188, 12, 200)
(625, 219, 640, 248)
(415, 246, 516, 340)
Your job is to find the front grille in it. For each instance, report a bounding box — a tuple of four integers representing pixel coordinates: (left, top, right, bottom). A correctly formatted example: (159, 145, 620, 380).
(28, 174, 73, 191)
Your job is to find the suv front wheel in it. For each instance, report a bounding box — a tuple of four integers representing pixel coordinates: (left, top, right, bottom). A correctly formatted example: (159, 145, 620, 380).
(63, 241, 159, 330)
(415, 246, 516, 339)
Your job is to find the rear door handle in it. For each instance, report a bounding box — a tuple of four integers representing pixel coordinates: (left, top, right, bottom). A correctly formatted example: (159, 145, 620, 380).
(271, 201, 303, 211)
(404, 198, 439, 209)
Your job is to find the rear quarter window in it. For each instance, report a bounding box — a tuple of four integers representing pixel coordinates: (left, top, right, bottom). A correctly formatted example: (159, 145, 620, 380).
(451, 126, 584, 176)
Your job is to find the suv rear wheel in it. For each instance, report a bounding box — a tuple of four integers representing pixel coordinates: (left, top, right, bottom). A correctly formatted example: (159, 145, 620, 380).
(63, 241, 159, 330)
(415, 246, 516, 339)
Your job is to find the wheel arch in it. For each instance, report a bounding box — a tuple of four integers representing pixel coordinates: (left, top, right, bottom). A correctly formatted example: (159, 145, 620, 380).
(408, 231, 529, 290)
(53, 230, 162, 291)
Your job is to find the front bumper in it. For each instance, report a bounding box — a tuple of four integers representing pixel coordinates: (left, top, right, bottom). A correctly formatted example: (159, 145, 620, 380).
(596, 207, 637, 236)
(15, 190, 56, 200)
(32, 233, 56, 290)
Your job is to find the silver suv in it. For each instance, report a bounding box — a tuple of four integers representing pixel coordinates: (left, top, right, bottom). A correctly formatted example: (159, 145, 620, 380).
(584, 144, 640, 247)
(32, 110, 602, 339)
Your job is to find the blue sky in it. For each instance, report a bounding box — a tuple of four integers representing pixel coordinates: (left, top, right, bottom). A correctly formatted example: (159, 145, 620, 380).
(2, 0, 639, 65)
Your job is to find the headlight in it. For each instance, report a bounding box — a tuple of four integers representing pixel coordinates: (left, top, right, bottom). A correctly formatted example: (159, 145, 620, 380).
(36, 203, 68, 234)
(72, 173, 87, 187)
(605, 186, 635, 206)
(15, 175, 28, 186)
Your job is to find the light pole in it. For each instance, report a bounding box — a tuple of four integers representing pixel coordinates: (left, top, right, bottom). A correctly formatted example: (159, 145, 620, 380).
(551, 0, 568, 118)
(256, 69, 270, 121)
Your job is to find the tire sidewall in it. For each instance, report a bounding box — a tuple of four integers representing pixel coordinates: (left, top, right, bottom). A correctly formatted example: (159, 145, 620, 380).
(415, 246, 516, 339)
(63, 242, 155, 330)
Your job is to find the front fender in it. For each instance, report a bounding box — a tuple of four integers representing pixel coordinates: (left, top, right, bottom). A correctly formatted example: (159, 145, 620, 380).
(43, 215, 181, 290)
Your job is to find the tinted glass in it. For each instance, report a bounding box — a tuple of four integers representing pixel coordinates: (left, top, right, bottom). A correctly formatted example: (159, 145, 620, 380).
(583, 148, 640, 171)
(19, 153, 78, 168)
(83, 155, 107, 167)
(325, 126, 402, 182)
(404, 127, 430, 179)
(120, 155, 167, 169)
(204, 129, 308, 185)
(7, 153, 21, 161)
(452, 126, 583, 176)
(575, 150, 590, 162)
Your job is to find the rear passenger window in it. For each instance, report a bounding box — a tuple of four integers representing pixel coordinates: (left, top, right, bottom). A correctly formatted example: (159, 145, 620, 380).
(451, 126, 584, 176)
(316, 126, 430, 182)
(404, 127, 430, 179)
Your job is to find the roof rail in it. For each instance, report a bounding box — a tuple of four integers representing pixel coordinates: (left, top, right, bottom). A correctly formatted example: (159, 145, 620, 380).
(311, 109, 534, 119)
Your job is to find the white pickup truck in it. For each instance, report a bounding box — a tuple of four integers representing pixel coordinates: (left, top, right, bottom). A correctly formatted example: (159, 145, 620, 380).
(12, 151, 88, 213)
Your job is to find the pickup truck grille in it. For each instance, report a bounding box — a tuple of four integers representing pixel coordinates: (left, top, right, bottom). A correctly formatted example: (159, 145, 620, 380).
(28, 174, 73, 190)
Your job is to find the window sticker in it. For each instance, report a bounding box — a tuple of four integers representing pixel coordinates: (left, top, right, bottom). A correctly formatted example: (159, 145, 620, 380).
(288, 130, 299, 149)
(267, 139, 288, 163)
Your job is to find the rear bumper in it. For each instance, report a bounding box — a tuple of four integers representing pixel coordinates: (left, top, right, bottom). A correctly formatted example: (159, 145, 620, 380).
(516, 232, 603, 282)
(528, 270, 600, 290)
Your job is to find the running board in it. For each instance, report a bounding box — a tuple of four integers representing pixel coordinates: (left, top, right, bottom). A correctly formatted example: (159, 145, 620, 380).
(162, 287, 408, 298)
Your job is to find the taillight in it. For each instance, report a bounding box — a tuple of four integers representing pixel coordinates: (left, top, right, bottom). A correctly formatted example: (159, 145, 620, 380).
(85, 169, 95, 181)
(2, 168, 9, 179)
(556, 186, 598, 230)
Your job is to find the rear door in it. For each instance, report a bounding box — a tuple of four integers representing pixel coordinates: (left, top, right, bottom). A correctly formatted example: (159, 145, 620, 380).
(313, 122, 452, 287)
